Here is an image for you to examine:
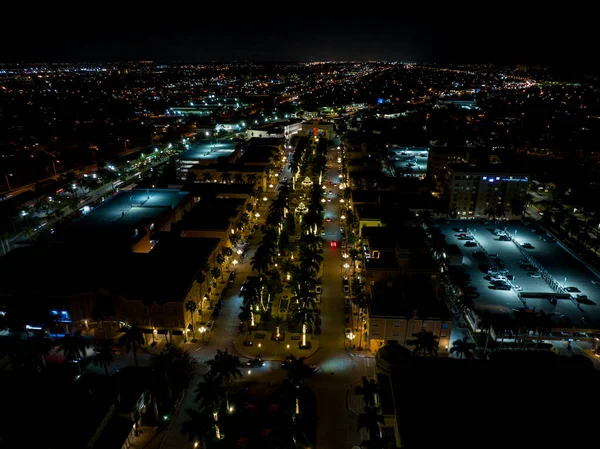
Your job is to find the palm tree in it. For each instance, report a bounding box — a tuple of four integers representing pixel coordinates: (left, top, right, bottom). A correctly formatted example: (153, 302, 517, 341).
(206, 349, 243, 387)
(357, 406, 384, 441)
(246, 173, 258, 185)
(233, 173, 245, 184)
(282, 355, 314, 415)
(92, 339, 114, 376)
(201, 172, 214, 183)
(354, 376, 380, 408)
(220, 171, 232, 184)
(194, 374, 227, 440)
(450, 338, 475, 359)
(58, 331, 89, 363)
(251, 245, 271, 275)
(282, 354, 314, 386)
(290, 299, 316, 347)
(185, 300, 198, 342)
(181, 408, 215, 446)
(407, 329, 439, 356)
(210, 267, 222, 283)
(122, 323, 145, 366)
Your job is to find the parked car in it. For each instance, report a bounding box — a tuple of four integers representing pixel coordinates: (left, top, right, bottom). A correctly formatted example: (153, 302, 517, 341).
(565, 286, 580, 293)
(498, 235, 510, 241)
(513, 285, 523, 291)
(206, 320, 214, 331)
(464, 241, 477, 247)
(490, 275, 507, 282)
(490, 284, 511, 290)
(522, 243, 535, 249)
(527, 272, 542, 278)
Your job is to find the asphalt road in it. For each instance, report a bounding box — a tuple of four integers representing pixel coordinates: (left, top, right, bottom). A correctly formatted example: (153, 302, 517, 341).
(307, 145, 375, 449)
(440, 220, 600, 329)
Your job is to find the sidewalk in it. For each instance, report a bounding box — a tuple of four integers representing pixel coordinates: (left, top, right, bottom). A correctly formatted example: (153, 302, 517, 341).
(233, 331, 320, 361)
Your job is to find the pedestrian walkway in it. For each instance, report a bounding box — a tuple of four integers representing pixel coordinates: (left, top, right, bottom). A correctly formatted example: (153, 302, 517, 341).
(344, 340, 375, 358)
(233, 331, 320, 361)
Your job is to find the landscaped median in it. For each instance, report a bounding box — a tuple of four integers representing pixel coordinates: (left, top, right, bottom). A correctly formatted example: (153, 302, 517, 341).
(233, 331, 320, 361)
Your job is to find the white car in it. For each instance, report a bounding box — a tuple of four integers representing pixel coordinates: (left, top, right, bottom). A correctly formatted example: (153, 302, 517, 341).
(206, 320, 214, 331)
(490, 275, 507, 282)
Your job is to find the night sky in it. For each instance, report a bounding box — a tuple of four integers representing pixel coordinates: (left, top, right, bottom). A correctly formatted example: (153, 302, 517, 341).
(1, 8, 596, 66)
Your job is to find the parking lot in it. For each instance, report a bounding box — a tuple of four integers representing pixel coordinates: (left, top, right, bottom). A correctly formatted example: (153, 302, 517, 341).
(391, 147, 428, 178)
(439, 220, 600, 330)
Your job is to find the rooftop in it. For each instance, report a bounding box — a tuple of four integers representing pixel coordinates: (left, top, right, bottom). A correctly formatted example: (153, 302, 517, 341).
(448, 163, 529, 176)
(112, 236, 220, 303)
(75, 188, 189, 230)
(238, 144, 278, 164)
(176, 197, 245, 232)
(377, 348, 600, 448)
(369, 280, 450, 320)
(362, 226, 428, 251)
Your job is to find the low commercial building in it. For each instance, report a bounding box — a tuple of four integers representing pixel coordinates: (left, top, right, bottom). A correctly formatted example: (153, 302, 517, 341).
(245, 119, 302, 139)
(362, 227, 440, 294)
(174, 197, 246, 242)
(298, 119, 335, 139)
(444, 163, 529, 219)
(67, 188, 194, 254)
(177, 140, 280, 191)
(367, 280, 452, 354)
(0, 236, 222, 341)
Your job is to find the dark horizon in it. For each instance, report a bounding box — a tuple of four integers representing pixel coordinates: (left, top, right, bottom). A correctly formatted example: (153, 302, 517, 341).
(1, 8, 597, 69)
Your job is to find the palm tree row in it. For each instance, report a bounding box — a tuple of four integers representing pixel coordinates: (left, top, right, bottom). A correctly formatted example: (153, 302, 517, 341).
(355, 376, 385, 449)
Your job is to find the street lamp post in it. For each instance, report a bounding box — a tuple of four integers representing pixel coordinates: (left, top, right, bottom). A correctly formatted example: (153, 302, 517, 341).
(199, 326, 206, 342)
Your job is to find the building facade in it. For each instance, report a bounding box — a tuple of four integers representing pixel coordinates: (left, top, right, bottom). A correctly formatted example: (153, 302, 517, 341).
(444, 164, 529, 219)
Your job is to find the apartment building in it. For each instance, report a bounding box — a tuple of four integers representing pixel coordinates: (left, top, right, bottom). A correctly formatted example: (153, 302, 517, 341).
(444, 164, 529, 219)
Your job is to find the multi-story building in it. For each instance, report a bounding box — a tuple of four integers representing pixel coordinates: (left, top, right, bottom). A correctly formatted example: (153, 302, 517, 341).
(444, 164, 529, 219)
(427, 147, 467, 184)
